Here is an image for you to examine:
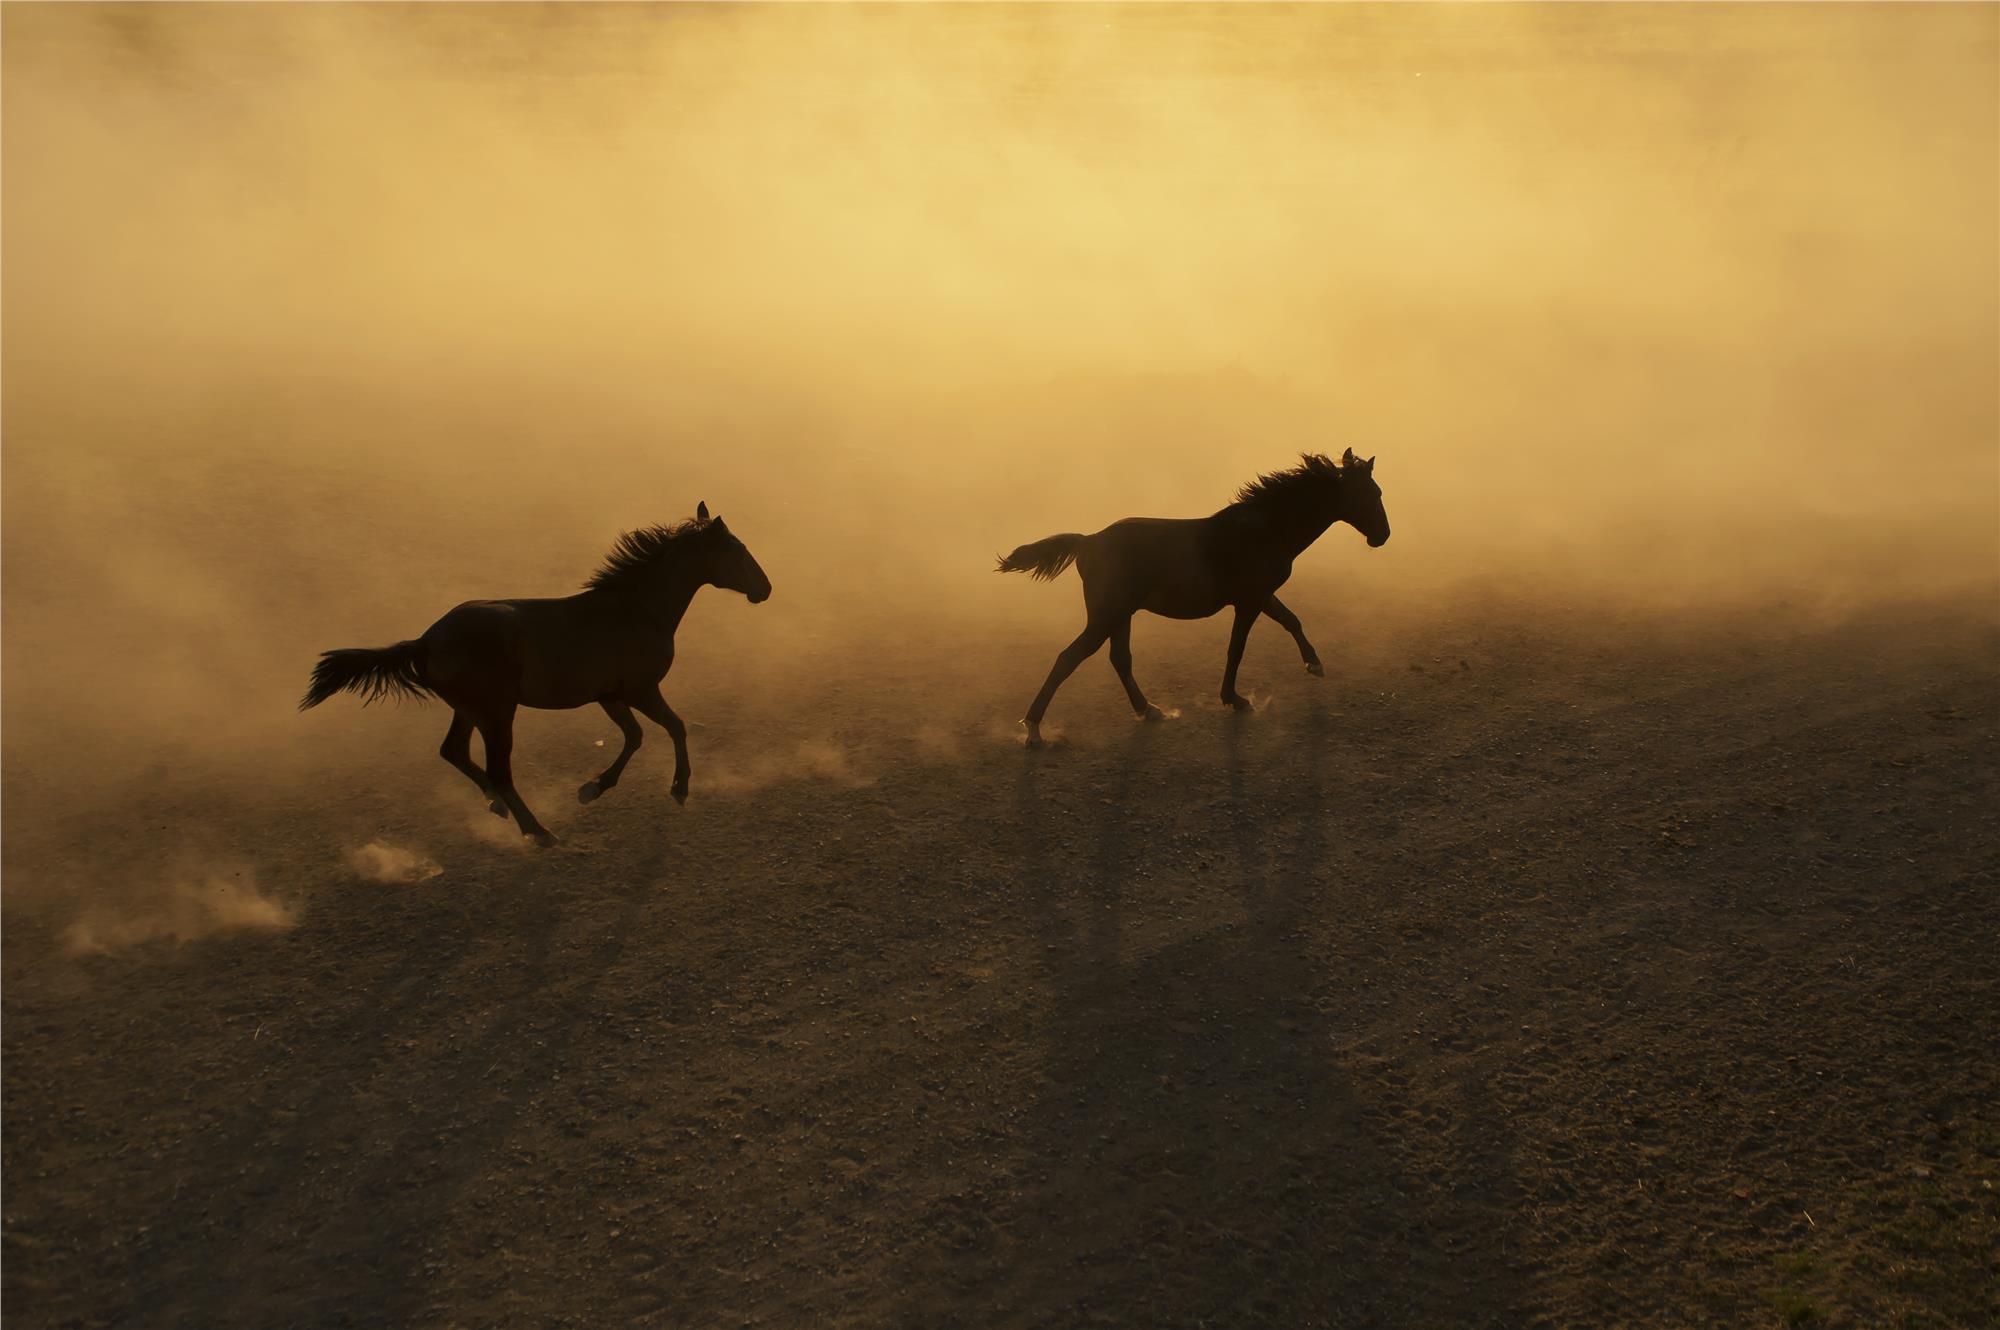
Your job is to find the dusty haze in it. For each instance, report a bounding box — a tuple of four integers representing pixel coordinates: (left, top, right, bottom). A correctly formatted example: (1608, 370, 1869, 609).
(4, 3, 1996, 887)
(6, 11, 2000, 1327)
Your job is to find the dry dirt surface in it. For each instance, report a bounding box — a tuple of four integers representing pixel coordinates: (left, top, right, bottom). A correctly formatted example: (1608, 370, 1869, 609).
(4, 592, 1997, 1329)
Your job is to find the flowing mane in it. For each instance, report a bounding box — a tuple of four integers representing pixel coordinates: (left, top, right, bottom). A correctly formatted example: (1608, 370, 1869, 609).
(583, 520, 708, 592)
(1233, 452, 1344, 511)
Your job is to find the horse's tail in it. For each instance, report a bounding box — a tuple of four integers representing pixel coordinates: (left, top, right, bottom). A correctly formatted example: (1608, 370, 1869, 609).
(995, 532, 1085, 582)
(298, 640, 433, 711)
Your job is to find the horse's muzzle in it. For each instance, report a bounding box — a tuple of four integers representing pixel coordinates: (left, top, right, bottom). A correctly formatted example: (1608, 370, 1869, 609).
(748, 588, 771, 604)
(1367, 532, 1389, 548)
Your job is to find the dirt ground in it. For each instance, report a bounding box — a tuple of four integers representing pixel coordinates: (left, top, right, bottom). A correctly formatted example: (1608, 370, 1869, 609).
(4, 589, 1997, 1329)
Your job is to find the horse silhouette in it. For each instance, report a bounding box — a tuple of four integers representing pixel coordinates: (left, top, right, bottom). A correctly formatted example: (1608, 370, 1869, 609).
(997, 450, 1388, 746)
(300, 502, 771, 844)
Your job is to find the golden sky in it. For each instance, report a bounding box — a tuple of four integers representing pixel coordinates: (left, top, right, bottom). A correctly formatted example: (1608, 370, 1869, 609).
(3, 3, 1995, 768)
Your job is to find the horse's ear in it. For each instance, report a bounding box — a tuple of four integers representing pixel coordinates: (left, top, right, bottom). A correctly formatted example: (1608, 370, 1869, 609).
(1341, 447, 1357, 467)
(697, 501, 710, 522)
(1365, 455, 1376, 470)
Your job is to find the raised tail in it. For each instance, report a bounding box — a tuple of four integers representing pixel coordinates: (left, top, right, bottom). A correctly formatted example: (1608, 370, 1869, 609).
(298, 640, 433, 711)
(995, 532, 1085, 582)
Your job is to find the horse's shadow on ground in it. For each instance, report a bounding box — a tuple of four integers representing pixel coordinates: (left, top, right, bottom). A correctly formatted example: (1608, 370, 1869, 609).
(938, 705, 1530, 1327)
(118, 834, 681, 1330)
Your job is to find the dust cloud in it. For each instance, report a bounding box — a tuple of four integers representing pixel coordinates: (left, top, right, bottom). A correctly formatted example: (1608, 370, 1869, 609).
(346, 841, 443, 886)
(3, 6, 1995, 914)
(60, 855, 294, 956)
(705, 740, 873, 796)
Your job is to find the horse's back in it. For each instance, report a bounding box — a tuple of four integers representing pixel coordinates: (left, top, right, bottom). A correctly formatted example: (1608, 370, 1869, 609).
(422, 597, 549, 646)
(426, 596, 578, 631)
(1099, 515, 1204, 534)
(420, 597, 610, 707)
(1079, 516, 1234, 619)
(1089, 516, 1206, 553)
(418, 601, 522, 695)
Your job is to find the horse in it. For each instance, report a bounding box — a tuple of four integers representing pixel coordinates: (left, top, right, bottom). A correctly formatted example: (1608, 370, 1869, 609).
(996, 449, 1389, 746)
(300, 502, 771, 845)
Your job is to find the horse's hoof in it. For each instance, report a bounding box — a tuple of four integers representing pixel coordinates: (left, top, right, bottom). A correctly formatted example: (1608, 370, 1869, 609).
(577, 780, 601, 805)
(528, 831, 559, 848)
(1140, 705, 1166, 723)
(488, 798, 509, 818)
(1305, 660, 1325, 677)
(1224, 695, 1254, 713)
(670, 783, 688, 806)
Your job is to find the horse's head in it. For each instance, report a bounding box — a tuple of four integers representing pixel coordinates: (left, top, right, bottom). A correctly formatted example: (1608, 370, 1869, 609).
(1338, 449, 1390, 547)
(693, 501, 772, 603)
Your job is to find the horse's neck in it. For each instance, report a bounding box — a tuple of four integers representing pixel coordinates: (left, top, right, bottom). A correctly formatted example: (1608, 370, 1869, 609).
(600, 570, 702, 633)
(651, 573, 703, 631)
(1270, 507, 1337, 556)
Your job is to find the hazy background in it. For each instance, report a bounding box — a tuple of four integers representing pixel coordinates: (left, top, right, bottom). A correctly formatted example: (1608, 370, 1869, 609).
(4, 4, 1995, 902)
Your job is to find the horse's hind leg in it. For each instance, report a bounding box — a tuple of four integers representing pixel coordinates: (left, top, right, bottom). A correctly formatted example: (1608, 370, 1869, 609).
(1023, 621, 1111, 746)
(578, 701, 643, 805)
(1263, 595, 1323, 676)
(439, 710, 507, 817)
(475, 705, 557, 846)
(1107, 618, 1164, 722)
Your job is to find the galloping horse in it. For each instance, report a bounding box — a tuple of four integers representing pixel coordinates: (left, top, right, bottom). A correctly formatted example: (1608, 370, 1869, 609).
(300, 502, 771, 844)
(997, 450, 1389, 745)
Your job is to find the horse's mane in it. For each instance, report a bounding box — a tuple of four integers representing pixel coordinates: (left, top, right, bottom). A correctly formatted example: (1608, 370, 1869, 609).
(584, 520, 710, 592)
(1234, 452, 1344, 510)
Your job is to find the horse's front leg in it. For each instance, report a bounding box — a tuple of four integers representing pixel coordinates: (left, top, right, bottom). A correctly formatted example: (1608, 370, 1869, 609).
(578, 701, 644, 805)
(1220, 604, 1259, 711)
(632, 686, 691, 805)
(1263, 594, 1323, 676)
